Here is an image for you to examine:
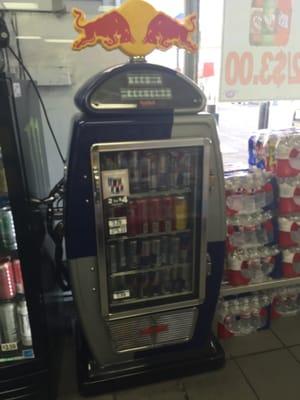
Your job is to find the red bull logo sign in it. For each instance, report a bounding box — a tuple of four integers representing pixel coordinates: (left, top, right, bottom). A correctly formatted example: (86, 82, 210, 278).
(72, 0, 198, 56)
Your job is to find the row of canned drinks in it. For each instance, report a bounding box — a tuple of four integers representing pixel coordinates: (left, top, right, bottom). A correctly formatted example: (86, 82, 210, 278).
(108, 234, 190, 274)
(0, 299, 32, 350)
(108, 195, 189, 236)
(102, 150, 195, 193)
(227, 211, 276, 253)
(225, 170, 275, 216)
(218, 285, 300, 339)
(248, 128, 300, 176)
(226, 246, 281, 287)
(111, 266, 192, 302)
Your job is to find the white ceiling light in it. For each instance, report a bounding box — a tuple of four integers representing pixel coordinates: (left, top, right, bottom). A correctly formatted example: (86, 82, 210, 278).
(45, 39, 73, 44)
(1, 1, 64, 12)
(2, 2, 39, 10)
(16, 35, 41, 40)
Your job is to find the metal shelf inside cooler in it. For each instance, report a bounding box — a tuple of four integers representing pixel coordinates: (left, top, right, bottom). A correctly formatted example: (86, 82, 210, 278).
(220, 276, 300, 296)
(110, 263, 191, 277)
(107, 229, 191, 242)
(128, 187, 192, 199)
(110, 289, 193, 307)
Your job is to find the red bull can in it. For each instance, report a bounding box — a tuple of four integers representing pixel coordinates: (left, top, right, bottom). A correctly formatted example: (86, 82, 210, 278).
(12, 259, 24, 295)
(0, 259, 16, 300)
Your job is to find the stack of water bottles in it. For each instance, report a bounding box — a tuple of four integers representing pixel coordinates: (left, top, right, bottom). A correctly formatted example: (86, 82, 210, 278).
(276, 131, 300, 278)
(217, 292, 271, 339)
(225, 169, 280, 286)
(271, 285, 300, 318)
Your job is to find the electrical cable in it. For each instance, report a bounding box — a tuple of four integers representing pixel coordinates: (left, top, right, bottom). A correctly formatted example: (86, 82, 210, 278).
(7, 45, 66, 164)
(10, 13, 25, 79)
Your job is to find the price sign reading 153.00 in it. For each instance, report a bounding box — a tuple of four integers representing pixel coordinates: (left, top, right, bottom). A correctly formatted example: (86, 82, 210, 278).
(225, 51, 300, 88)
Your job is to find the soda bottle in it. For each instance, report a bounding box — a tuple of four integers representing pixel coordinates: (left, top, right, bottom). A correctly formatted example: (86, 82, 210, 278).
(262, 0, 277, 46)
(275, 0, 292, 46)
(249, 0, 264, 46)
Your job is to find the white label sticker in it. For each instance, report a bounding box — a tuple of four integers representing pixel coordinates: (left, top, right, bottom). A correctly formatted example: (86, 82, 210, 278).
(1, 342, 18, 352)
(108, 217, 127, 236)
(102, 169, 130, 199)
(13, 83, 22, 98)
(113, 290, 130, 300)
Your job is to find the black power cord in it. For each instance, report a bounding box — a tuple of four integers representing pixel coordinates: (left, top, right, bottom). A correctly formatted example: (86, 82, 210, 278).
(8, 45, 66, 165)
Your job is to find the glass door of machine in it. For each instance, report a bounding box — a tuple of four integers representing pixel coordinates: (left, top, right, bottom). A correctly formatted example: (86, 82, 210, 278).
(0, 148, 34, 363)
(92, 138, 210, 319)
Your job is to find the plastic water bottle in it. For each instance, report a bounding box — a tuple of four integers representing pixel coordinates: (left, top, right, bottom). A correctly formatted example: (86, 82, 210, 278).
(229, 299, 242, 334)
(251, 296, 263, 330)
(240, 298, 253, 335)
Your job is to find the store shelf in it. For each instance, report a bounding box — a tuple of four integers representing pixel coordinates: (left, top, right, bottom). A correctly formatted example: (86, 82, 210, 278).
(220, 276, 300, 297)
(129, 187, 191, 199)
(108, 229, 191, 242)
(111, 263, 191, 277)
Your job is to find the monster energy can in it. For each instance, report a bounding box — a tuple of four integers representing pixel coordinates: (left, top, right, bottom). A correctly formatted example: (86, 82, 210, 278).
(0, 208, 17, 250)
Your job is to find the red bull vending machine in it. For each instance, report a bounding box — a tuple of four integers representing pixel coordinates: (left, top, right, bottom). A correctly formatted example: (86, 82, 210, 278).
(65, 60, 226, 394)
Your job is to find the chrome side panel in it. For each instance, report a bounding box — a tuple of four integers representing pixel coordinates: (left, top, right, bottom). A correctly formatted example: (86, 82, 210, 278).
(172, 114, 226, 243)
(69, 257, 134, 366)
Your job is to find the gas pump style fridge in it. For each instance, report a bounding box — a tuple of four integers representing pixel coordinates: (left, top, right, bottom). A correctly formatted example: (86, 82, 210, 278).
(65, 62, 226, 394)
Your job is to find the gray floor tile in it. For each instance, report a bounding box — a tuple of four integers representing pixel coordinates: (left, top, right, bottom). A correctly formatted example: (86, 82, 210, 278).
(289, 345, 300, 362)
(221, 330, 282, 358)
(237, 349, 300, 400)
(116, 379, 184, 400)
(271, 315, 300, 346)
(182, 360, 256, 400)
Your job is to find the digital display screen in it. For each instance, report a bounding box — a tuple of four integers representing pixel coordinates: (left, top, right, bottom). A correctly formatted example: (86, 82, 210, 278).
(127, 74, 163, 86)
(120, 88, 172, 100)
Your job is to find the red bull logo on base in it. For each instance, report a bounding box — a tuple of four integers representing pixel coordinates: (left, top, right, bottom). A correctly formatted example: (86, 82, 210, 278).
(72, 0, 198, 57)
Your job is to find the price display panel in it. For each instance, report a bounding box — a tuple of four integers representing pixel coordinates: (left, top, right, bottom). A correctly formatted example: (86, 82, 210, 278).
(220, 0, 299, 102)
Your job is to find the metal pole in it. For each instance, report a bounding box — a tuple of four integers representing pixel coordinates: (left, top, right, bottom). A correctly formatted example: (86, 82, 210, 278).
(258, 101, 270, 129)
(184, 0, 200, 82)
